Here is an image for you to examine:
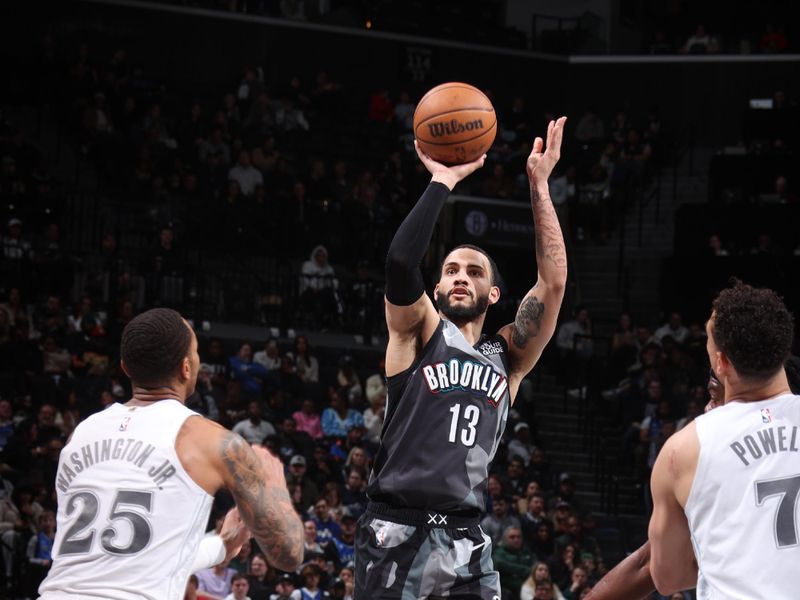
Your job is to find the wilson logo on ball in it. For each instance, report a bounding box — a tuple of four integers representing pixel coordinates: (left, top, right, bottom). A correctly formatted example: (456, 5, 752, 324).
(427, 118, 485, 138)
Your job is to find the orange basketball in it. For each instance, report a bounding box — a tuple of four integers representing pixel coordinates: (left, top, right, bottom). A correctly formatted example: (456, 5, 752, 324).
(413, 82, 497, 165)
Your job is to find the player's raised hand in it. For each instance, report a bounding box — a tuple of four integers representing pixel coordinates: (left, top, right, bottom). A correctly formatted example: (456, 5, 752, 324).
(415, 140, 486, 191)
(527, 116, 567, 187)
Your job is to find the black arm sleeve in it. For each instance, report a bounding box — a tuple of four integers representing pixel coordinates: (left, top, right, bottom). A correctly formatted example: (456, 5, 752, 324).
(385, 181, 450, 306)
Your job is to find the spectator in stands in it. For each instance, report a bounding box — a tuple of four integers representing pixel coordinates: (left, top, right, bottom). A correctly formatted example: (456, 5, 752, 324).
(750, 232, 777, 256)
(481, 495, 522, 547)
(230, 342, 271, 401)
(287, 454, 319, 509)
(197, 559, 237, 598)
(531, 522, 555, 562)
(246, 553, 274, 600)
(2, 218, 31, 262)
(293, 399, 323, 439)
(254, 338, 281, 372)
(300, 245, 340, 324)
(555, 515, 601, 559)
(362, 389, 385, 445)
(394, 91, 415, 131)
(288, 335, 319, 385)
(25, 509, 55, 593)
(331, 514, 357, 567)
(508, 422, 537, 466)
(504, 456, 528, 501)
(336, 356, 363, 407)
(655, 312, 687, 345)
(311, 497, 341, 544)
(233, 400, 277, 443)
(481, 163, 515, 198)
(230, 540, 253, 574)
(556, 306, 593, 390)
(708, 233, 729, 257)
(270, 575, 299, 600)
(676, 398, 702, 431)
(533, 580, 555, 600)
(493, 526, 534, 600)
(680, 24, 719, 54)
(321, 387, 364, 438)
(759, 23, 788, 53)
(521, 562, 564, 600)
(0, 287, 25, 326)
(224, 573, 251, 600)
(341, 465, 368, 516)
(229, 149, 263, 197)
(199, 126, 231, 164)
(574, 109, 605, 143)
(562, 566, 589, 599)
(274, 97, 309, 133)
(549, 543, 578, 590)
(521, 492, 551, 547)
(549, 474, 584, 516)
(303, 519, 325, 558)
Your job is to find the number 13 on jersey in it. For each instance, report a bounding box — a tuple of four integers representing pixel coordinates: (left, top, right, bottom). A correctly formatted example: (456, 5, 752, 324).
(448, 403, 480, 447)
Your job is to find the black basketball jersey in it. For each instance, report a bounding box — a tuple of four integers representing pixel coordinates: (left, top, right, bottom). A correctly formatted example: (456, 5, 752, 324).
(367, 319, 512, 514)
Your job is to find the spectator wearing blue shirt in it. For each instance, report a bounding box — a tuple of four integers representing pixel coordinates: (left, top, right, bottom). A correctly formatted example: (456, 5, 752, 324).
(229, 342, 270, 400)
(331, 514, 357, 567)
(311, 497, 341, 544)
(27, 510, 56, 593)
(321, 388, 364, 438)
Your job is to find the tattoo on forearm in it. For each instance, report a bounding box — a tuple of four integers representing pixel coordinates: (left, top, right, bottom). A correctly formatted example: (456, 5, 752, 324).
(512, 296, 545, 349)
(220, 433, 303, 570)
(531, 188, 568, 270)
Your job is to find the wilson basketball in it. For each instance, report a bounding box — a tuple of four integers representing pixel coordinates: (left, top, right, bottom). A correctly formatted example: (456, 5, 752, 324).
(413, 82, 497, 165)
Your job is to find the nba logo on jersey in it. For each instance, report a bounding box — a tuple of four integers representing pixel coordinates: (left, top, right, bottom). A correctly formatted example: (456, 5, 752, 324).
(760, 408, 772, 423)
(119, 416, 132, 431)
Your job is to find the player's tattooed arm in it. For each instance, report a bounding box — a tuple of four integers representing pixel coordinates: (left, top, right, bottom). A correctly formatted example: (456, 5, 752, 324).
(511, 296, 545, 349)
(219, 432, 303, 571)
(531, 185, 568, 273)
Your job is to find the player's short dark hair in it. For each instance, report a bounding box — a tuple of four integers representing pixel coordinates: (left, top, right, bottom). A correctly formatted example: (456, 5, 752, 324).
(121, 308, 192, 387)
(441, 244, 500, 286)
(711, 281, 794, 381)
(785, 355, 800, 394)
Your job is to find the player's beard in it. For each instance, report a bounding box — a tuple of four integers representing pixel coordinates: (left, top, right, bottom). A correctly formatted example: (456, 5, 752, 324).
(436, 289, 490, 323)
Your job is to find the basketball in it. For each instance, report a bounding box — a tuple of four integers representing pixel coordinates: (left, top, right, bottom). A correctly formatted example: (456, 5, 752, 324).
(413, 82, 497, 165)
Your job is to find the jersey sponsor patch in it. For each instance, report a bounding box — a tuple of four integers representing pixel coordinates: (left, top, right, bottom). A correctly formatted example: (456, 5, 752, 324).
(478, 340, 503, 356)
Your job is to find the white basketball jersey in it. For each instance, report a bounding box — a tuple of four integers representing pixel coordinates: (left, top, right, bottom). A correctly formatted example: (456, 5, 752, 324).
(685, 393, 800, 599)
(39, 400, 214, 600)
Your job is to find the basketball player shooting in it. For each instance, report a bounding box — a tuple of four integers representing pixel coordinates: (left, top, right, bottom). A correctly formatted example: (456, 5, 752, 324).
(354, 117, 568, 599)
(38, 308, 304, 600)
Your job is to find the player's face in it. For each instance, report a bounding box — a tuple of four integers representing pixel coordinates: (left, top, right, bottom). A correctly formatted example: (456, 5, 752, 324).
(435, 248, 499, 323)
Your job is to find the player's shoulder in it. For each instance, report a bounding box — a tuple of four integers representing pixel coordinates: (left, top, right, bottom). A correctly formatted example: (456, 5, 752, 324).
(656, 421, 700, 481)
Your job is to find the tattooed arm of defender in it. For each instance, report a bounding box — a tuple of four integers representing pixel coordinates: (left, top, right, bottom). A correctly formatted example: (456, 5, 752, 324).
(499, 117, 568, 388)
(218, 432, 304, 571)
